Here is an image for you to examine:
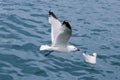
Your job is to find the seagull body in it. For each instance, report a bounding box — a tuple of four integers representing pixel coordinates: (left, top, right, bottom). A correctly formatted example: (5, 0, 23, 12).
(40, 11, 79, 53)
(83, 51, 97, 64)
(40, 44, 78, 52)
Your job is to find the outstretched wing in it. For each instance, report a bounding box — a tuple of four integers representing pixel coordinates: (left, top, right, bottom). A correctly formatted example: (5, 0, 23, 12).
(48, 11, 61, 44)
(53, 21, 72, 47)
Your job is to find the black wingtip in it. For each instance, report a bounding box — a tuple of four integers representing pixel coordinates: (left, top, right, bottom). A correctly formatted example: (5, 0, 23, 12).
(62, 21, 71, 30)
(49, 10, 57, 19)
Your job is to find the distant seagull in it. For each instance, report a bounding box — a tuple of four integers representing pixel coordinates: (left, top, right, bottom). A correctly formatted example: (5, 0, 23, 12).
(40, 10, 80, 56)
(83, 51, 97, 64)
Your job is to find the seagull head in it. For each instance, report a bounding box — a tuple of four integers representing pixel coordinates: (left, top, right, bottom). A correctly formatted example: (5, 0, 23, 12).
(93, 53, 97, 57)
(68, 45, 80, 52)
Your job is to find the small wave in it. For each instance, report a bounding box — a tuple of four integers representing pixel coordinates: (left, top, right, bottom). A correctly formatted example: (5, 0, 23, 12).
(100, 45, 111, 50)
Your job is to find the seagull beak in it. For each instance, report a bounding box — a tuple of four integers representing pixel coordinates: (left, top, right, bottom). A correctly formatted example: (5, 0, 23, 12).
(77, 48, 80, 51)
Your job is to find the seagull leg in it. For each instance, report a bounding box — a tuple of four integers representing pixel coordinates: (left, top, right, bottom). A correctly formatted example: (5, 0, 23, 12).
(44, 51, 54, 56)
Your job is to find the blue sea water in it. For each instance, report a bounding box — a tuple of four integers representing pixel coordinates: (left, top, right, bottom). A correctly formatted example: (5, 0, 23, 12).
(0, 0, 120, 80)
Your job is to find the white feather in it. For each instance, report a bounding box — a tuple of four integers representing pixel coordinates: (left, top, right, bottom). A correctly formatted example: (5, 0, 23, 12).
(83, 52, 97, 64)
(40, 45, 51, 50)
(49, 14, 61, 45)
(53, 24, 71, 47)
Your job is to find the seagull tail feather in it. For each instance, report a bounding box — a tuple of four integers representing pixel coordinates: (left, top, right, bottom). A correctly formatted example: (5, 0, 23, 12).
(40, 45, 51, 50)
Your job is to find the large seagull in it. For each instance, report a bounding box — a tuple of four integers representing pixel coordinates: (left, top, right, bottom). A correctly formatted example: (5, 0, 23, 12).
(40, 11, 80, 56)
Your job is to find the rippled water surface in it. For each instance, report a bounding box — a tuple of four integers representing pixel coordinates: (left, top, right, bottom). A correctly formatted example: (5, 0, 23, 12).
(0, 0, 120, 80)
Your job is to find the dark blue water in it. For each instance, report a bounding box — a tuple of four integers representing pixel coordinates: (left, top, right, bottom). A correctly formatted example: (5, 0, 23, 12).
(0, 0, 120, 80)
